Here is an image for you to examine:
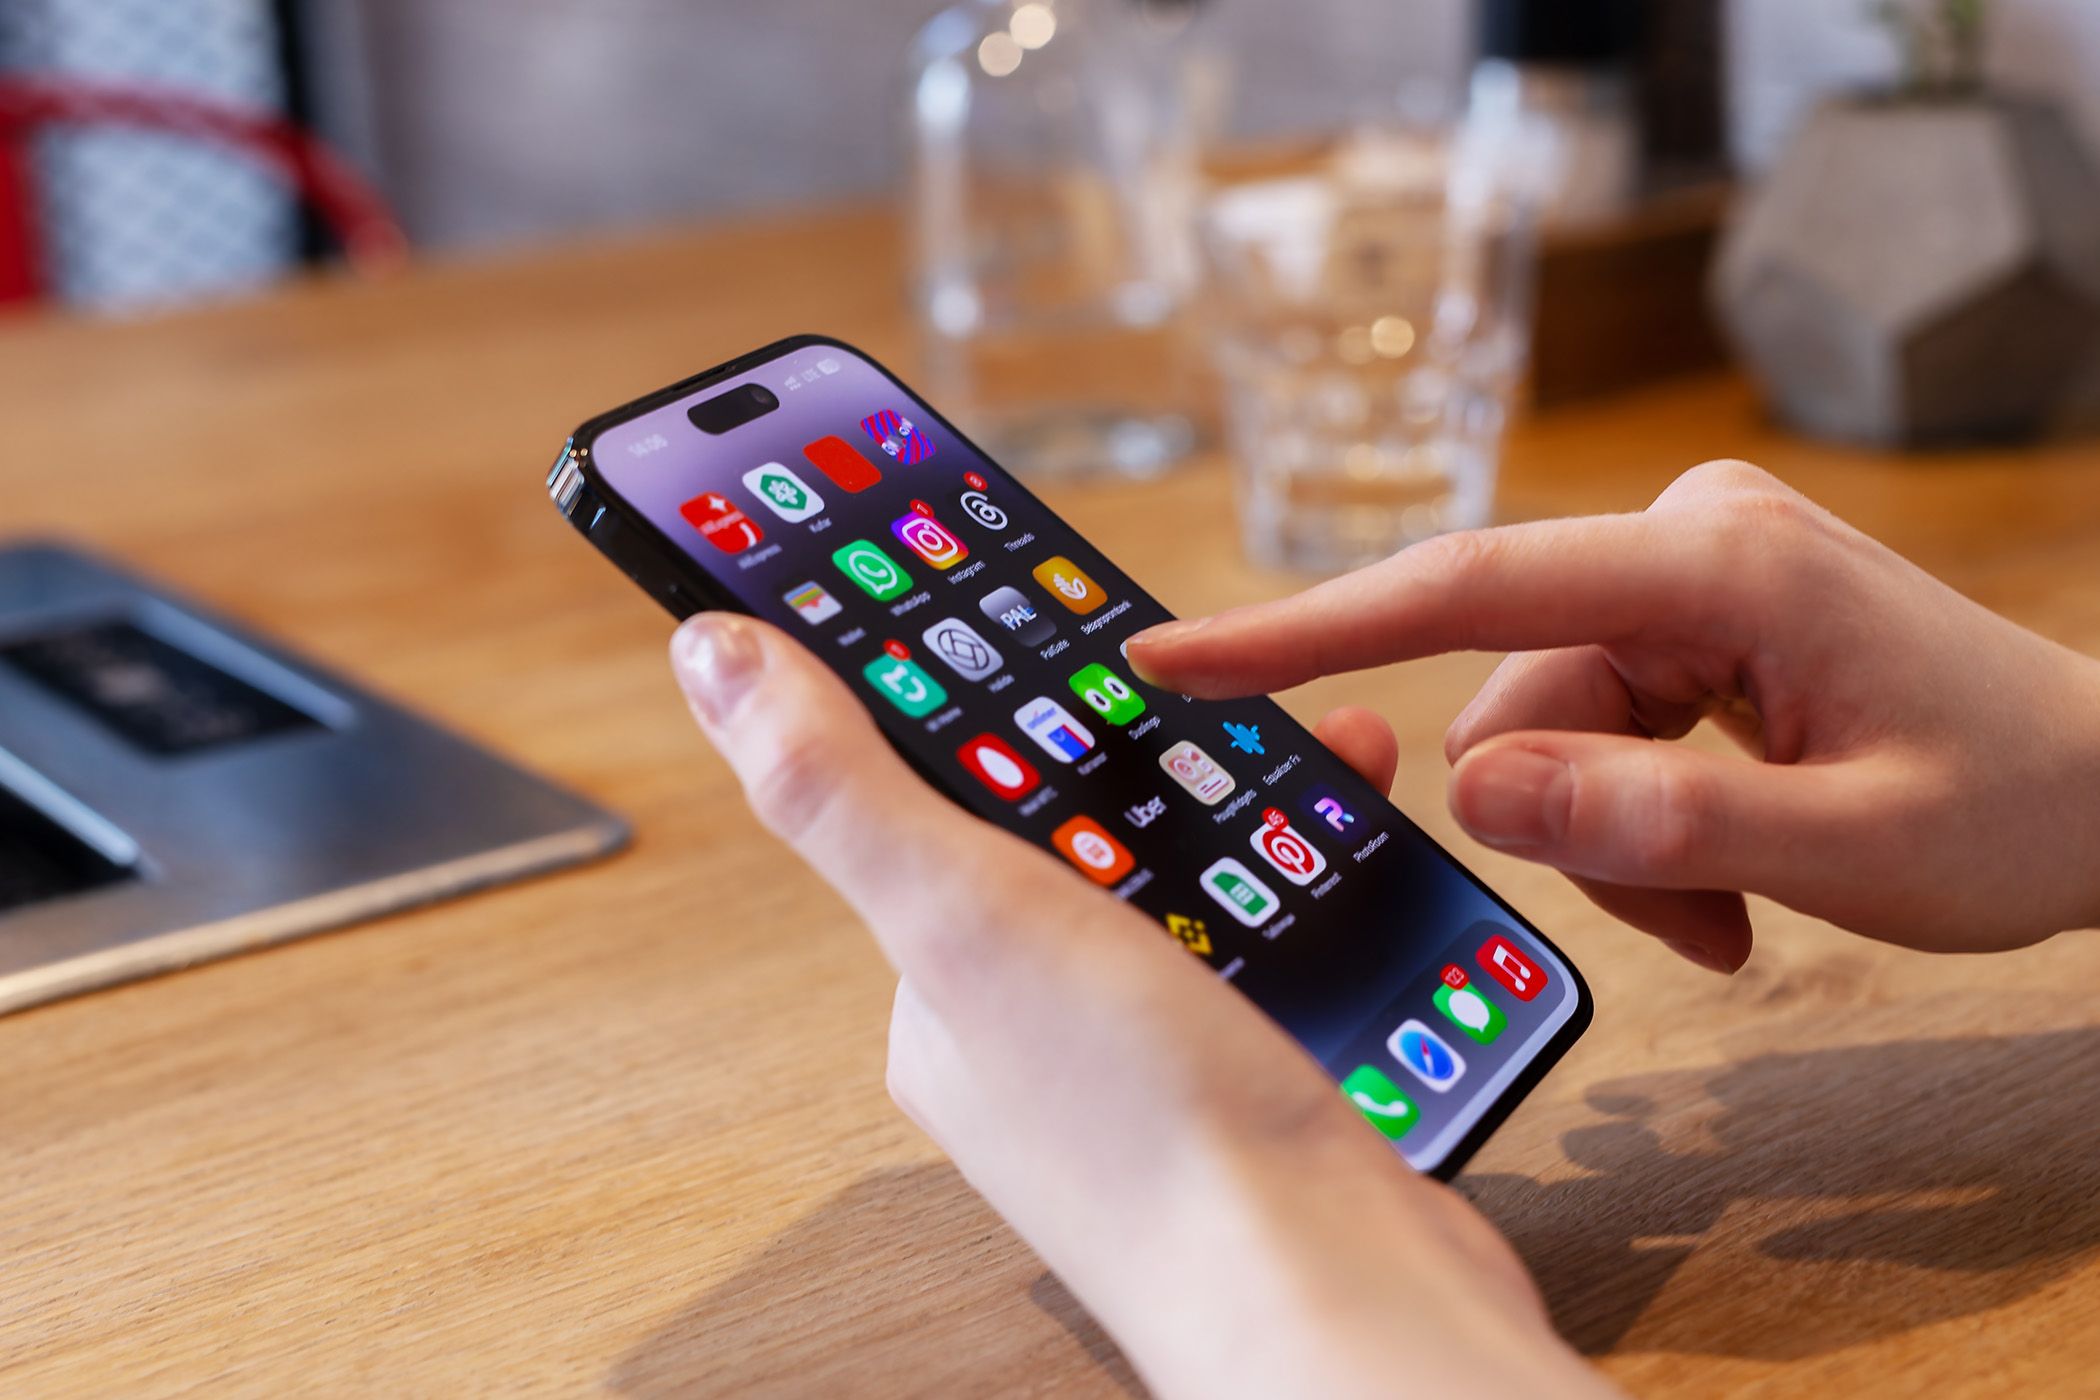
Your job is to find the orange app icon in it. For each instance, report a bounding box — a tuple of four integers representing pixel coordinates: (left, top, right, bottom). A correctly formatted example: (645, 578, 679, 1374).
(1051, 815, 1135, 886)
(1032, 556, 1107, 615)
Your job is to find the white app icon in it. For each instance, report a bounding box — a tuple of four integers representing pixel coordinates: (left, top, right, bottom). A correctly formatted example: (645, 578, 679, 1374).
(742, 463, 825, 522)
(921, 617, 1003, 681)
(1159, 741, 1235, 806)
(958, 490, 1008, 530)
(1249, 816, 1328, 886)
(1014, 697, 1095, 764)
(1199, 857, 1280, 929)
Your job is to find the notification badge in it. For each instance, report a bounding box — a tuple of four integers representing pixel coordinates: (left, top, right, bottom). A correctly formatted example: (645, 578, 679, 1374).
(1478, 932, 1546, 1002)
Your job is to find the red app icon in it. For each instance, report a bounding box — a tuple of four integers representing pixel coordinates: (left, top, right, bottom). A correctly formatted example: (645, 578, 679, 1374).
(679, 491, 765, 554)
(1052, 816, 1135, 886)
(957, 733, 1039, 801)
(802, 434, 882, 493)
(1478, 934, 1545, 1002)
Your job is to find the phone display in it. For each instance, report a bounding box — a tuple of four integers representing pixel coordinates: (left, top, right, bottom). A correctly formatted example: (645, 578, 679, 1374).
(553, 336, 1589, 1177)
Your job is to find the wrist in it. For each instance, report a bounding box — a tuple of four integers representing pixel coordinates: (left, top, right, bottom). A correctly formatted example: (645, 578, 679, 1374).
(2073, 655, 2100, 933)
(1112, 1117, 1607, 1399)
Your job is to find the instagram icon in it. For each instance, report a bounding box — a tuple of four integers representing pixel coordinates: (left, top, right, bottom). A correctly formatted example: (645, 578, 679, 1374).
(890, 511, 970, 570)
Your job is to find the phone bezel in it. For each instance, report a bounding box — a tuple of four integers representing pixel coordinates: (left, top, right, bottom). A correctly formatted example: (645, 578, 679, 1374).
(549, 332, 1594, 1181)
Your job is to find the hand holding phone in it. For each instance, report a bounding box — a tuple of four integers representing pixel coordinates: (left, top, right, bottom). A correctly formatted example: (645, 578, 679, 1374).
(665, 608, 1609, 1400)
(549, 336, 1589, 1176)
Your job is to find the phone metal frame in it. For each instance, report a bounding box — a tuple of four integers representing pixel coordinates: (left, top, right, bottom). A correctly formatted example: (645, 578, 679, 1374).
(549, 333, 1592, 1180)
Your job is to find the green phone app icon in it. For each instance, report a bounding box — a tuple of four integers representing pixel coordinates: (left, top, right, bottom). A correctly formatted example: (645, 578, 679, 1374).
(1341, 1064, 1419, 1140)
(1434, 982, 1507, 1044)
(1068, 662, 1146, 726)
(862, 654, 948, 718)
(833, 540, 913, 600)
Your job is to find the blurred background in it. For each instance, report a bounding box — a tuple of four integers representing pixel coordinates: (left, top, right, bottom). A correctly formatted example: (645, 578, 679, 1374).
(3, 0, 2095, 301)
(5, 0, 2099, 564)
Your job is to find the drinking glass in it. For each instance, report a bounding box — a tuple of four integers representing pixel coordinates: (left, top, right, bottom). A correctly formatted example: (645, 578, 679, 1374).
(1197, 127, 1542, 572)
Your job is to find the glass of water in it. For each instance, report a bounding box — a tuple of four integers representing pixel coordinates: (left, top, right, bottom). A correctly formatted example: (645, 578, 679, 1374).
(1197, 127, 1543, 572)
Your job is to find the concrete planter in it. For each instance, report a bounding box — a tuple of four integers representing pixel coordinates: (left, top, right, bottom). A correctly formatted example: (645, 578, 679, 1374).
(1715, 95, 2100, 445)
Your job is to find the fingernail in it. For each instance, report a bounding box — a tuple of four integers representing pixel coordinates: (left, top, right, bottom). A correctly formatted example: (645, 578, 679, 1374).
(671, 615, 763, 724)
(1665, 938, 1734, 974)
(1125, 619, 1204, 686)
(1454, 747, 1571, 850)
(1128, 618, 1203, 654)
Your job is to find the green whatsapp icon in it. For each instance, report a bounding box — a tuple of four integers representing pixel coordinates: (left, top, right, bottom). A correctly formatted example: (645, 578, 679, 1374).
(833, 539, 912, 601)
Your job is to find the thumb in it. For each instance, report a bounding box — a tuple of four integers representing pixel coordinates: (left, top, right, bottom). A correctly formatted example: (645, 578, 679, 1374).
(668, 613, 1081, 1004)
(1448, 730, 1876, 908)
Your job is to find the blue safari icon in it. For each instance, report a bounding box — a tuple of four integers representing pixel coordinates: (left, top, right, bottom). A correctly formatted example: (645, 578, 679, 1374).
(1387, 1019, 1466, 1093)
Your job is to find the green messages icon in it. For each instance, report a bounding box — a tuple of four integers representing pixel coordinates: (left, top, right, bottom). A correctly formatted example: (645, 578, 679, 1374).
(834, 540, 913, 600)
(1434, 983, 1507, 1045)
(1341, 1064, 1419, 1140)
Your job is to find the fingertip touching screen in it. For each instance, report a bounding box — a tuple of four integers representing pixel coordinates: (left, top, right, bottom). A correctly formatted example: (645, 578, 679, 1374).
(588, 340, 1585, 1173)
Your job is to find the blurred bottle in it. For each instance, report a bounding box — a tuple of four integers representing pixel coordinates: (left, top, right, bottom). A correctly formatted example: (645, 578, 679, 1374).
(908, 0, 1218, 480)
(1471, 0, 1641, 230)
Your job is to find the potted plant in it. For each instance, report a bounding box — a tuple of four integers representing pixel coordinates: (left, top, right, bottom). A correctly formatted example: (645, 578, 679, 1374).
(1714, 0, 2100, 444)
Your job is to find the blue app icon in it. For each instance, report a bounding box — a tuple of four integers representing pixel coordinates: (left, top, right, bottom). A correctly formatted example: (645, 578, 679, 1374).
(1304, 784, 1358, 837)
(1222, 720, 1265, 756)
(1387, 1019, 1466, 1093)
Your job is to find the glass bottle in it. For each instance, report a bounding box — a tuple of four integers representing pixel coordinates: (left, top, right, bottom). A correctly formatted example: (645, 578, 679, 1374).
(907, 0, 1214, 479)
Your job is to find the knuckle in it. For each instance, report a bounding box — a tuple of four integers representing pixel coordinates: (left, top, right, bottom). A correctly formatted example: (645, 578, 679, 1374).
(1675, 457, 1780, 500)
(1412, 526, 1503, 585)
(1693, 480, 1825, 585)
(1725, 484, 1819, 538)
(741, 730, 848, 845)
(1401, 528, 1504, 636)
(1625, 756, 1723, 877)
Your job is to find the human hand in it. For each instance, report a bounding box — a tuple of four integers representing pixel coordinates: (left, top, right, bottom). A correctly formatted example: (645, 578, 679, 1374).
(670, 615, 1612, 1400)
(1128, 461, 2100, 973)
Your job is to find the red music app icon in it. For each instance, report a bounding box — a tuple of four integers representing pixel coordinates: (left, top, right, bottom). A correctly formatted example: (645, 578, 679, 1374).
(1477, 933, 1545, 1002)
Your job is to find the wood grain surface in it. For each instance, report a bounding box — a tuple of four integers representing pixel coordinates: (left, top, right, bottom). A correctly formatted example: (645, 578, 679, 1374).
(4, 205, 2099, 1397)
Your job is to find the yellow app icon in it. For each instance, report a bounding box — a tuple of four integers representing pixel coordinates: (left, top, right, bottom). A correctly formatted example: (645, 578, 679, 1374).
(1032, 556, 1107, 614)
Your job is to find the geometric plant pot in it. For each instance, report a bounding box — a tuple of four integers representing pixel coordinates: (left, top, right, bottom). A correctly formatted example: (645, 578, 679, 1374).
(1714, 95, 2100, 445)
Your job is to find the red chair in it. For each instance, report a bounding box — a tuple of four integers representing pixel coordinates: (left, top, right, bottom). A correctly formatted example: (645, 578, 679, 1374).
(0, 76, 406, 305)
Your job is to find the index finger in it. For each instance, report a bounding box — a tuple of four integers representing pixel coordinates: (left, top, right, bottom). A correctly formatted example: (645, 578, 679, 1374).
(1125, 513, 1734, 698)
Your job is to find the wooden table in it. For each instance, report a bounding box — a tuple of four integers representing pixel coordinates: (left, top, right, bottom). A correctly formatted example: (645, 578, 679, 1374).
(5, 205, 2100, 1397)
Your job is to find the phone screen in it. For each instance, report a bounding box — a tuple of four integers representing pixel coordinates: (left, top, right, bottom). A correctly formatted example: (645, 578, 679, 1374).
(583, 339, 1586, 1174)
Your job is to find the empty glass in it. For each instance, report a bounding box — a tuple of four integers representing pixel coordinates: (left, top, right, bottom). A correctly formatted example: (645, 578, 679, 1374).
(1197, 126, 1544, 572)
(907, 0, 1213, 481)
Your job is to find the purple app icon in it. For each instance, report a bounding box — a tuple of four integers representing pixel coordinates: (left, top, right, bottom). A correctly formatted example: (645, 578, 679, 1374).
(862, 407, 936, 465)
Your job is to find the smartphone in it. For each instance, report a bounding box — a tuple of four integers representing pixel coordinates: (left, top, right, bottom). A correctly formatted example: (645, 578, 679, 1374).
(549, 335, 1590, 1179)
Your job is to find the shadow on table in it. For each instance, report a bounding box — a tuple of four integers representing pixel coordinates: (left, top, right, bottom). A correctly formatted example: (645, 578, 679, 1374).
(608, 1029, 2100, 1391)
(1463, 1027, 2100, 1360)
(607, 1161, 1144, 1399)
